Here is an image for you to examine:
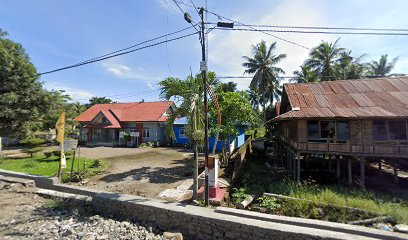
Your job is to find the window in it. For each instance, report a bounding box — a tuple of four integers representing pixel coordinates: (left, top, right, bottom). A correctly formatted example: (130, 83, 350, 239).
(320, 121, 336, 139)
(307, 120, 319, 139)
(388, 120, 407, 140)
(129, 127, 137, 133)
(337, 121, 349, 141)
(179, 127, 187, 138)
(142, 127, 150, 138)
(373, 120, 387, 141)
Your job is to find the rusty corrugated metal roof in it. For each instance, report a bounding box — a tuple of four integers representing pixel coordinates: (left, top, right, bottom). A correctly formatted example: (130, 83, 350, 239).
(274, 77, 408, 121)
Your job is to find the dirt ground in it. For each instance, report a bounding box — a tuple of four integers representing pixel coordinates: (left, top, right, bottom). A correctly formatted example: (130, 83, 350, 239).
(80, 147, 195, 199)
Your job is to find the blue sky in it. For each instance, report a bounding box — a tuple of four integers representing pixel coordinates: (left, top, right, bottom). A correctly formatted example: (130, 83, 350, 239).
(1, 0, 407, 103)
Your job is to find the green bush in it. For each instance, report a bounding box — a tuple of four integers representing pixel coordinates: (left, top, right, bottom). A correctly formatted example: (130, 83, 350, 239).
(258, 196, 281, 212)
(22, 147, 44, 158)
(20, 137, 45, 146)
(139, 143, 149, 148)
(231, 188, 251, 203)
(123, 133, 131, 142)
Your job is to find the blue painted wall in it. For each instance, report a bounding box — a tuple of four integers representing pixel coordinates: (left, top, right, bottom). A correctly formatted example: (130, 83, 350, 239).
(172, 124, 247, 152)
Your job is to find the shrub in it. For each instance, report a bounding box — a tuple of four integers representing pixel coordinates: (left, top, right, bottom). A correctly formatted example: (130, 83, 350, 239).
(20, 137, 45, 146)
(231, 188, 251, 203)
(22, 147, 44, 158)
(258, 196, 281, 212)
(123, 133, 131, 142)
(90, 159, 102, 168)
(139, 143, 148, 148)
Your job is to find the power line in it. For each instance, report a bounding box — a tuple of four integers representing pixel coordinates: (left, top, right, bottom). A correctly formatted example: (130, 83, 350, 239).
(76, 89, 161, 101)
(35, 32, 198, 77)
(171, 0, 200, 32)
(56, 24, 197, 72)
(233, 23, 408, 32)
(204, 9, 310, 49)
(215, 27, 408, 36)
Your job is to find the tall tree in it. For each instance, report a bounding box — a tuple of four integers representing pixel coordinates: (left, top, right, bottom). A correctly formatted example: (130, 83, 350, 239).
(306, 38, 345, 81)
(245, 88, 261, 110)
(209, 91, 254, 164)
(290, 64, 318, 83)
(242, 41, 286, 124)
(335, 51, 367, 80)
(0, 29, 47, 142)
(159, 72, 218, 199)
(368, 54, 398, 77)
(216, 81, 237, 93)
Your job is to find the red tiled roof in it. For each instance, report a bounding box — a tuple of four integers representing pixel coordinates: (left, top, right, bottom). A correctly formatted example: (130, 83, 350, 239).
(274, 77, 408, 121)
(75, 101, 174, 123)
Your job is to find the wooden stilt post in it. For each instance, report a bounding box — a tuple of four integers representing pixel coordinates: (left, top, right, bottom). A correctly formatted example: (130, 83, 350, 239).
(328, 158, 332, 172)
(297, 153, 301, 182)
(292, 153, 296, 181)
(348, 158, 352, 185)
(378, 159, 383, 177)
(336, 157, 341, 180)
(360, 156, 365, 189)
(393, 159, 399, 184)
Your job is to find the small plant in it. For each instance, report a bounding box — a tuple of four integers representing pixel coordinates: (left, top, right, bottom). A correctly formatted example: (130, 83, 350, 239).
(123, 133, 131, 142)
(231, 188, 251, 203)
(22, 147, 44, 158)
(139, 142, 149, 148)
(258, 196, 281, 212)
(90, 159, 102, 168)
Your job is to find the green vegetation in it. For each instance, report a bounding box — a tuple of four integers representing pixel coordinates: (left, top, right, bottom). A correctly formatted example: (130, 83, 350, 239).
(22, 147, 44, 158)
(0, 153, 105, 182)
(232, 152, 408, 224)
(245, 127, 265, 138)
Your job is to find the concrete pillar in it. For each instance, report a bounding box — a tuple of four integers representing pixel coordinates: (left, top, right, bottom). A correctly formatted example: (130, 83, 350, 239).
(297, 155, 301, 183)
(348, 158, 352, 185)
(336, 157, 341, 180)
(393, 159, 399, 184)
(360, 156, 365, 189)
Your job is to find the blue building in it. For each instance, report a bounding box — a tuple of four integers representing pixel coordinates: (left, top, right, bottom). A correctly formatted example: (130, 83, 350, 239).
(173, 117, 247, 152)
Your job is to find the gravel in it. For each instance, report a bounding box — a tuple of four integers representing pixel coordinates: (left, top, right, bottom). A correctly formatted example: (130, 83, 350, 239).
(0, 181, 165, 240)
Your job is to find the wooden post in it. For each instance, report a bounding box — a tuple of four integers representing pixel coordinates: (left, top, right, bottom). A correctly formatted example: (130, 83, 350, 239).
(297, 153, 301, 183)
(328, 158, 332, 172)
(336, 157, 341, 180)
(348, 158, 352, 185)
(378, 159, 383, 177)
(360, 156, 365, 189)
(393, 159, 399, 184)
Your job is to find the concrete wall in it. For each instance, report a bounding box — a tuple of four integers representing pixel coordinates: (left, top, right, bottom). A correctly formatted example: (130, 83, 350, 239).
(142, 122, 161, 142)
(1, 169, 406, 240)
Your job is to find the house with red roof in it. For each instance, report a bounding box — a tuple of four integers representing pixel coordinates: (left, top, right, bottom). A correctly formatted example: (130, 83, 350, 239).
(75, 101, 176, 146)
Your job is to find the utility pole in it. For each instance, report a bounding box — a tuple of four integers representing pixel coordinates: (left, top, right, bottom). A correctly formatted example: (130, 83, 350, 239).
(199, 7, 210, 206)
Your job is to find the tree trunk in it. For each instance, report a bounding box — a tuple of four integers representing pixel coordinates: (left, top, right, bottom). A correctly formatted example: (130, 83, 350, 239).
(193, 143, 198, 199)
(263, 99, 267, 125)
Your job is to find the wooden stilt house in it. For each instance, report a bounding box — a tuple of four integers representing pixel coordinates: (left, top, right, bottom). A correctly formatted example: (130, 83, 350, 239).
(272, 77, 408, 186)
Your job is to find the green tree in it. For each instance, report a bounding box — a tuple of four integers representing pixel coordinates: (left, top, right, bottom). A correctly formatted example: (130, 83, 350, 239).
(242, 41, 286, 124)
(209, 91, 254, 164)
(0, 29, 47, 140)
(86, 96, 115, 108)
(368, 54, 398, 77)
(335, 51, 367, 80)
(290, 64, 319, 83)
(41, 90, 71, 130)
(306, 38, 345, 81)
(216, 81, 237, 93)
(159, 72, 218, 199)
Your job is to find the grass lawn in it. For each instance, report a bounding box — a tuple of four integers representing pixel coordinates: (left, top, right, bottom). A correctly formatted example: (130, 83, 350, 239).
(0, 153, 105, 182)
(232, 151, 408, 224)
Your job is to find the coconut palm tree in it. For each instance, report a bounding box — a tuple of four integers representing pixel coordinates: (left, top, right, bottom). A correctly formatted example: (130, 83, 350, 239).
(368, 54, 398, 77)
(242, 41, 286, 124)
(336, 51, 368, 80)
(245, 88, 261, 110)
(306, 38, 345, 81)
(290, 64, 319, 83)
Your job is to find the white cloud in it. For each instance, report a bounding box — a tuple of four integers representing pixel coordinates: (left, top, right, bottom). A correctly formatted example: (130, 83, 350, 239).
(44, 82, 94, 103)
(208, 1, 335, 90)
(101, 62, 162, 89)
